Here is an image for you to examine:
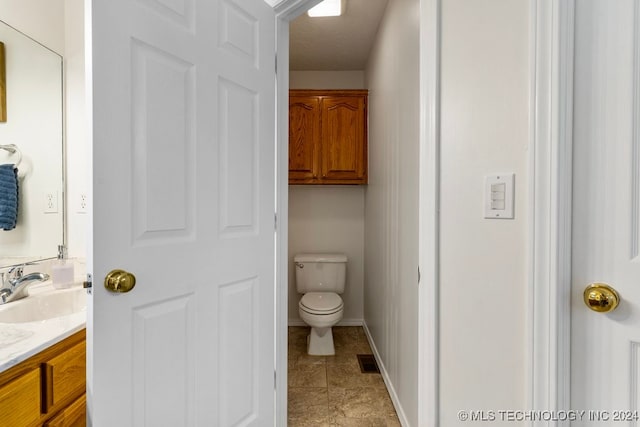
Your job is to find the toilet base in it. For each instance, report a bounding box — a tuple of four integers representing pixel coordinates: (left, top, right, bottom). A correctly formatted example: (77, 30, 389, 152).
(307, 327, 335, 356)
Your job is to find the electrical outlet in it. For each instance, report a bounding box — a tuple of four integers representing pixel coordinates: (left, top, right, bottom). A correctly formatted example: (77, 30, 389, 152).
(78, 193, 88, 213)
(44, 191, 58, 213)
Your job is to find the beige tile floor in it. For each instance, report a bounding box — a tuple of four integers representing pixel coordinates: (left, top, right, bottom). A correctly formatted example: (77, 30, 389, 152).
(288, 326, 401, 427)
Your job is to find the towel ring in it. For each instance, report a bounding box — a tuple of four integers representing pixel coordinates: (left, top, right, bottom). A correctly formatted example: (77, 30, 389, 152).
(0, 144, 22, 168)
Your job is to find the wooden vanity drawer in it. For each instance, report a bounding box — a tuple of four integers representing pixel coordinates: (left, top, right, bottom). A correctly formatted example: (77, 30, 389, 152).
(0, 368, 41, 427)
(43, 340, 86, 412)
(44, 393, 86, 427)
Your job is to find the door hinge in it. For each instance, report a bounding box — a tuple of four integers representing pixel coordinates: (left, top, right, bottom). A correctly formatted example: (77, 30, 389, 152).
(83, 273, 93, 295)
(274, 213, 278, 231)
(418, 266, 421, 285)
(274, 370, 277, 388)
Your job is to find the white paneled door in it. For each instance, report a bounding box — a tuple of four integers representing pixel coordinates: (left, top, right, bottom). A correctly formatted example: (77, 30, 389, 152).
(88, 0, 276, 425)
(571, 0, 640, 420)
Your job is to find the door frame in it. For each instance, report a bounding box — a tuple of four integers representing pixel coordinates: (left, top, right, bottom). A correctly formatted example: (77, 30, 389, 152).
(418, 0, 441, 425)
(272, 1, 324, 425)
(272, 0, 441, 425)
(529, 0, 575, 421)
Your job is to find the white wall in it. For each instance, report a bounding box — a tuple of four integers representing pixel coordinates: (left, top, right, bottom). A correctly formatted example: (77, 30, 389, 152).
(0, 0, 65, 55)
(290, 70, 365, 89)
(363, 0, 420, 424)
(64, 0, 87, 259)
(288, 70, 366, 325)
(288, 186, 365, 324)
(439, 0, 529, 425)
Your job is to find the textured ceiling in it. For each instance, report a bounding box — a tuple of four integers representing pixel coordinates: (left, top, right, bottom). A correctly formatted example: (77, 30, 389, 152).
(289, 0, 389, 71)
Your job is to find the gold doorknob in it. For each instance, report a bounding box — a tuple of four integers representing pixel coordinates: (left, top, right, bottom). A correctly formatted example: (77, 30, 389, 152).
(583, 283, 619, 313)
(104, 269, 136, 293)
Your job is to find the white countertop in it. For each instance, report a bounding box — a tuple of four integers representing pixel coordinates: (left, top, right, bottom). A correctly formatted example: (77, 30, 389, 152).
(0, 281, 86, 372)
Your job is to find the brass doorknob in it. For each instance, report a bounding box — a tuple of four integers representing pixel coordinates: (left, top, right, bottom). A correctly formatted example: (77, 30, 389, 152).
(104, 269, 136, 293)
(583, 283, 619, 313)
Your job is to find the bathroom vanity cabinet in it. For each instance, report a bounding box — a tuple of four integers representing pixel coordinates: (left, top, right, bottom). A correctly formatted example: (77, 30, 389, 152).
(289, 90, 368, 185)
(0, 329, 86, 426)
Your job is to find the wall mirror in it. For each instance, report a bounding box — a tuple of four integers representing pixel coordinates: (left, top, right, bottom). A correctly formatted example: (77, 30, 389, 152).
(0, 19, 63, 268)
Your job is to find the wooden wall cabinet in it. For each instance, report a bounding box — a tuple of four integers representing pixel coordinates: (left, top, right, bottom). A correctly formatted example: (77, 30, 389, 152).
(289, 90, 368, 185)
(0, 330, 86, 427)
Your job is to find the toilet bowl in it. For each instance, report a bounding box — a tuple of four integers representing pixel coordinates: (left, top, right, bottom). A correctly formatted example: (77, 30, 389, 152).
(298, 292, 344, 355)
(294, 253, 347, 356)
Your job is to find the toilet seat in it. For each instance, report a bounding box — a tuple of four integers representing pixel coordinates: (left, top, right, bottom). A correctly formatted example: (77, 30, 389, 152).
(299, 292, 343, 315)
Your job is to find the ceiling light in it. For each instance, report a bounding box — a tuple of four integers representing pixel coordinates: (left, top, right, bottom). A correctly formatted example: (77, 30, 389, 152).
(307, 0, 342, 17)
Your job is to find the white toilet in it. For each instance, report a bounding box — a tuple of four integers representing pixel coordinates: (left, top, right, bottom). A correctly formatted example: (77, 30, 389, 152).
(295, 253, 347, 356)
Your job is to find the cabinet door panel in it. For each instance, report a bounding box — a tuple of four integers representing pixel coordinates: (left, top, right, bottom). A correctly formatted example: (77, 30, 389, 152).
(44, 394, 86, 427)
(44, 340, 86, 412)
(289, 96, 320, 182)
(321, 96, 367, 182)
(0, 368, 41, 427)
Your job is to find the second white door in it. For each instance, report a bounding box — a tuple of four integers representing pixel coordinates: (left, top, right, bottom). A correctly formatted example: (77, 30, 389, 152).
(571, 0, 640, 422)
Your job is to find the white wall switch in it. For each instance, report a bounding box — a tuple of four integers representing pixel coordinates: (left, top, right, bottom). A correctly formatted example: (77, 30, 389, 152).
(484, 174, 514, 219)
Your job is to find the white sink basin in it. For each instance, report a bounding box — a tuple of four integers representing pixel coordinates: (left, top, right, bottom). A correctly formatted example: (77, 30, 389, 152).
(0, 287, 86, 323)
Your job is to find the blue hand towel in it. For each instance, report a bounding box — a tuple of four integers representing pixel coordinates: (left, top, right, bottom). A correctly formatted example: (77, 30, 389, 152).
(0, 164, 18, 230)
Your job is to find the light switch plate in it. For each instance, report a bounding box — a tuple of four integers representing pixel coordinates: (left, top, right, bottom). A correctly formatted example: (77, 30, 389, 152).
(484, 173, 514, 219)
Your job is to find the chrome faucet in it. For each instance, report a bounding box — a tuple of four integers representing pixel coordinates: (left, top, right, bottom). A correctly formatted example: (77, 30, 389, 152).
(0, 265, 50, 304)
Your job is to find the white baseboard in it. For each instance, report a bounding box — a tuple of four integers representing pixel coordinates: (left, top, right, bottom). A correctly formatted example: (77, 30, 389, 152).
(362, 321, 410, 427)
(288, 318, 364, 327)
(337, 318, 364, 326)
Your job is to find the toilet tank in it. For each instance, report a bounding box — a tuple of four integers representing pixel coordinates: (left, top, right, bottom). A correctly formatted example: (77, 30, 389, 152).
(294, 253, 347, 294)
